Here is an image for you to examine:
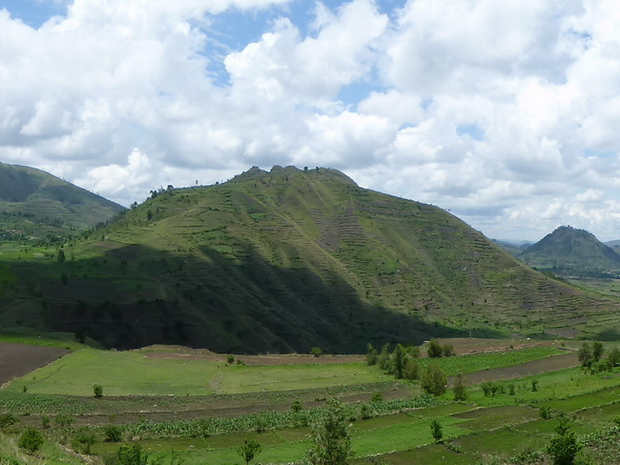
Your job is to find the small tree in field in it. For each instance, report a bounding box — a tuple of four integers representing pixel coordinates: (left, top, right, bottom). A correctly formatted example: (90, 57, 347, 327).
(238, 439, 262, 465)
(93, 384, 103, 398)
(430, 419, 443, 443)
(421, 364, 447, 396)
(547, 415, 581, 465)
(306, 399, 351, 465)
(453, 372, 467, 401)
(391, 344, 406, 379)
(427, 339, 443, 358)
(311, 347, 323, 357)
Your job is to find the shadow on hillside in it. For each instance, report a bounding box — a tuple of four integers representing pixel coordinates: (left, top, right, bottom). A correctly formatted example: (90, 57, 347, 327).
(2, 243, 500, 353)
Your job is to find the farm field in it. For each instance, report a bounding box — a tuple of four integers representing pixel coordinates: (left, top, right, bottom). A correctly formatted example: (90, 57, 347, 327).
(1, 338, 620, 464)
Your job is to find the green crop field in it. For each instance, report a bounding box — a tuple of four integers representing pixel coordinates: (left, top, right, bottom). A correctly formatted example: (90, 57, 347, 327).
(6, 349, 392, 397)
(3, 340, 620, 464)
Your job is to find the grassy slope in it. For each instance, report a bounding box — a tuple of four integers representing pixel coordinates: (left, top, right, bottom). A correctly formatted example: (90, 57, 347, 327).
(1, 166, 620, 352)
(0, 162, 124, 238)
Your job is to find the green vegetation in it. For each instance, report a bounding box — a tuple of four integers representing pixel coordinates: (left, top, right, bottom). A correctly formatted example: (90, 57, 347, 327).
(2, 166, 620, 353)
(0, 162, 124, 240)
(3, 339, 620, 463)
(520, 225, 620, 278)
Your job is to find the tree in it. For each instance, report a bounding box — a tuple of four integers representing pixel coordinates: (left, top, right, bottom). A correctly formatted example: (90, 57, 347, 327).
(421, 364, 447, 396)
(238, 439, 262, 465)
(403, 358, 419, 380)
(306, 399, 351, 465)
(311, 347, 323, 357)
(377, 343, 391, 372)
(592, 341, 604, 362)
(104, 425, 123, 442)
(430, 419, 443, 443)
(116, 444, 149, 465)
(453, 372, 467, 401)
(608, 347, 620, 368)
(94, 384, 103, 398)
(547, 415, 581, 465)
(73, 427, 96, 454)
(427, 339, 443, 358)
(365, 343, 378, 366)
(391, 344, 406, 379)
(578, 342, 594, 372)
(442, 343, 455, 357)
(18, 428, 44, 455)
(57, 249, 65, 263)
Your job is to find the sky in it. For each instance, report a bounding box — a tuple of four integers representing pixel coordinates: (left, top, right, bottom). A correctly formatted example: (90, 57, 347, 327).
(1, 0, 620, 242)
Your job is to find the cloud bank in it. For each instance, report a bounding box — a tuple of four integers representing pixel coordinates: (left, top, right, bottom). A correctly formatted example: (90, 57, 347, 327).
(1, 0, 620, 241)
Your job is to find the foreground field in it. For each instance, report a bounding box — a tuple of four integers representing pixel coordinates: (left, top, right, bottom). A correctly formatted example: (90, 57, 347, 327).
(1, 338, 619, 464)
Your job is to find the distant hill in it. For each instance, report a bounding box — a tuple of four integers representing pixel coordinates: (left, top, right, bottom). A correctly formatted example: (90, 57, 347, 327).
(493, 239, 532, 256)
(520, 226, 620, 277)
(0, 162, 125, 239)
(2, 166, 620, 352)
(605, 240, 620, 252)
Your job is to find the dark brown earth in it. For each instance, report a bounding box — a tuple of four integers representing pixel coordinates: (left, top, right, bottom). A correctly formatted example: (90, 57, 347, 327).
(0, 342, 69, 385)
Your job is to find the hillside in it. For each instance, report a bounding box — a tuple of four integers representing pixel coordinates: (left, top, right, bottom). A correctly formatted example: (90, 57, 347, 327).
(0, 162, 125, 239)
(520, 226, 620, 277)
(1, 166, 619, 352)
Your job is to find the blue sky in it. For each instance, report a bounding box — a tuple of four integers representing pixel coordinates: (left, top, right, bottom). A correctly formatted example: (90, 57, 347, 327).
(1, 0, 620, 242)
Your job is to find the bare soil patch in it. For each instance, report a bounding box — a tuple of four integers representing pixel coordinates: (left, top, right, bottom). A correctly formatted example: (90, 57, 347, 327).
(0, 342, 69, 385)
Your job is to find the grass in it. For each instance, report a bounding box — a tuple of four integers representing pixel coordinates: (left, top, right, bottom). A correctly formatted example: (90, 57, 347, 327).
(5, 349, 220, 396)
(5, 349, 392, 397)
(216, 363, 390, 394)
(418, 346, 563, 376)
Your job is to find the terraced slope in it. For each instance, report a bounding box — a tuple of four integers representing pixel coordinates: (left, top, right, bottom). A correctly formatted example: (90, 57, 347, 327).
(2, 166, 619, 352)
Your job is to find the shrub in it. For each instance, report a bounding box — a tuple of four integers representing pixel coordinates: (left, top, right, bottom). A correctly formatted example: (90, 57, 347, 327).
(94, 384, 103, 398)
(403, 358, 419, 380)
(427, 339, 443, 358)
(442, 343, 455, 357)
(540, 406, 552, 419)
(292, 400, 303, 413)
(18, 428, 44, 455)
(104, 425, 123, 442)
(0, 414, 17, 430)
(453, 373, 467, 401)
(310, 347, 323, 357)
(55, 414, 74, 428)
(72, 427, 96, 454)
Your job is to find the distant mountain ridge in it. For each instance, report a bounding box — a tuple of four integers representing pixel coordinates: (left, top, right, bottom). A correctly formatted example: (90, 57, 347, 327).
(520, 226, 620, 277)
(0, 162, 125, 239)
(2, 166, 618, 352)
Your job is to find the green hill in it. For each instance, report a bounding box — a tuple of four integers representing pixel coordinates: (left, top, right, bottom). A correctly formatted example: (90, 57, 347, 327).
(1, 166, 619, 352)
(0, 162, 125, 240)
(520, 226, 620, 277)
